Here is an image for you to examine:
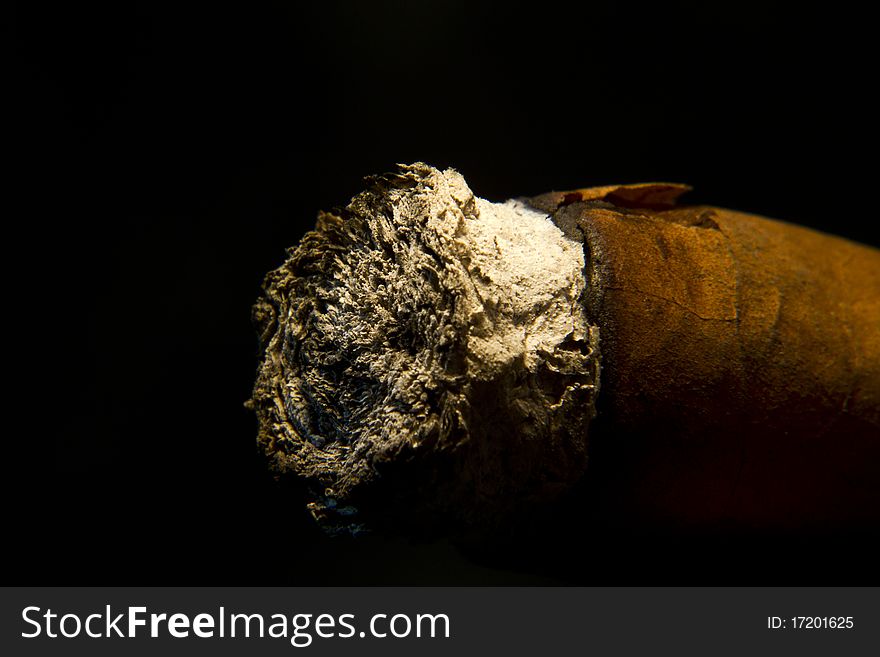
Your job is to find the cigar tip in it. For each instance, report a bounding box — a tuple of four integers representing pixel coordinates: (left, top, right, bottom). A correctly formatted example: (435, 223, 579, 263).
(250, 163, 600, 535)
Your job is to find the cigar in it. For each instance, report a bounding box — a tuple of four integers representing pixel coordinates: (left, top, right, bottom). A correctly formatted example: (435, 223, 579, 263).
(248, 163, 880, 537)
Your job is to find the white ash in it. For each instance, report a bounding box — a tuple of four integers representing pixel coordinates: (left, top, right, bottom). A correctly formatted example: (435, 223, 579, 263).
(249, 163, 600, 532)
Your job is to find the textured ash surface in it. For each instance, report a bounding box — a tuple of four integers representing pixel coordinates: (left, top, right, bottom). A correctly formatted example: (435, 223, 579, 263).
(249, 163, 599, 533)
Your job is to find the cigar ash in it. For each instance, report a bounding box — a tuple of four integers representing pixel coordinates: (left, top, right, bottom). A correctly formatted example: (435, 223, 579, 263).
(249, 163, 600, 534)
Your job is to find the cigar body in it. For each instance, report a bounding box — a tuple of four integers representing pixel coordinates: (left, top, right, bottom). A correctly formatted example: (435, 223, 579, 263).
(530, 187, 880, 534)
(251, 166, 880, 539)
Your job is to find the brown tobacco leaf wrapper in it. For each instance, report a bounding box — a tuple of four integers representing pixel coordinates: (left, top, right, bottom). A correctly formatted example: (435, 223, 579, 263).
(250, 165, 880, 537)
(531, 185, 880, 534)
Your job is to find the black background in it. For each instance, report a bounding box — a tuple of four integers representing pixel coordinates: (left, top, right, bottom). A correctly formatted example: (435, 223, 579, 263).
(11, 1, 879, 584)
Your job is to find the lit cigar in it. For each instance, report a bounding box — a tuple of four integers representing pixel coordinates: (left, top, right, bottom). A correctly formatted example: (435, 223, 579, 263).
(248, 163, 880, 536)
